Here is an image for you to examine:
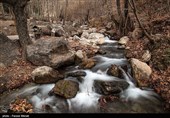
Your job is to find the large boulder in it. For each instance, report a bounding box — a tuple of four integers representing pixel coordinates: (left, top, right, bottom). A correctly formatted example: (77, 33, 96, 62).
(31, 66, 63, 84)
(53, 80, 79, 99)
(26, 37, 75, 68)
(0, 33, 20, 66)
(130, 58, 152, 87)
(94, 80, 129, 95)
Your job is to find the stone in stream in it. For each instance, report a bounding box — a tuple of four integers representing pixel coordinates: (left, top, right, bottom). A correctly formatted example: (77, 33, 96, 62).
(26, 37, 75, 68)
(94, 80, 129, 95)
(31, 66, 64, 84)
(65, 71, 86, 78)
(53, 80, 79, 99)
(79, 58, 97, 69)
(65, 71, 86, 83)
(97, 48, 107, 55)
(107, 65, 122, 78)
(130, 58, 152, 87)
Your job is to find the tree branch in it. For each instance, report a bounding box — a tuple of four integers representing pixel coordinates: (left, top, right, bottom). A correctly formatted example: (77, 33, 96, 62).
(130, 0, 154, 44)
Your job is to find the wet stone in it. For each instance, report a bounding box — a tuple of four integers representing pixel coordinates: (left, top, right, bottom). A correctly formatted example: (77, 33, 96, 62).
(53, 80, 79, 99)
(65, 71, 86, 78)
(94, 80, 129, 95)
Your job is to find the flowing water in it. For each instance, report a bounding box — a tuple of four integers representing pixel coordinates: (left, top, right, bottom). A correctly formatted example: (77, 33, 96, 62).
(0, 37, 167, 113)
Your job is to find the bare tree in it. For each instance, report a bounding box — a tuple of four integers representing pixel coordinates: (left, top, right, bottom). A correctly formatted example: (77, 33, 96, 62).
(114, 0, 134, 36)
(0, 0, 32, 60)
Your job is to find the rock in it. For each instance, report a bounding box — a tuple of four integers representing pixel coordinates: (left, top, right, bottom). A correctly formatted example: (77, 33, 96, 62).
(117, 45, 126, 49)
(81, 31, 89, 39)
(26, 37, 75, 68)
(77, 29, 83, 36)
(63, 24, 77, 37)
(106, 22, 113, 30)
(53, 80, 79, 99)
(0, 33, 20, 66)
(75, 50, 84, 59)
(94, 80, 129, 95)
(125, 46, 130, 50)
(0, 63, 6, 68)
(51, 26, 65, 37)
(34, 25, 52, 36)
(87, 33, 105, 45)
(31, 66, 63, 84)
(79, 58, 97, 69)
(12, 60, 17, 65)
(80, 25, 88, 30)
(97, 37, 105, 45)
(118, 36, 129, 45)
(97, 49, 107, 55)
(130, 58, 152, 87)
(132, 28, 144, 39)
(88, 33, 104, 40)
(73, 35, 81, 41)
(105, 30, 117, 38)
(98, 29, 106, 34)
(107, 65, 122, 78)
(75, 50, 87, 64)
(89, 28, 97, 33)
(65, 71, 86, 78)
(142, 50, 151, 62)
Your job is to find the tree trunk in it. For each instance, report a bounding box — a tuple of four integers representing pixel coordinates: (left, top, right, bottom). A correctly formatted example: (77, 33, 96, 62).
(63, 0, 68, 25)
(116, 0, 122, 16)
(116, 0, 124, 36)
(123, 0, 129, 35)
(0, 0, 31, 60)
(12, 5, 32, 59)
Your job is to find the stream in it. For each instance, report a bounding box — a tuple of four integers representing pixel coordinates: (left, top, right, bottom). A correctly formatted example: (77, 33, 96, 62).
(0, 37, 166, 113)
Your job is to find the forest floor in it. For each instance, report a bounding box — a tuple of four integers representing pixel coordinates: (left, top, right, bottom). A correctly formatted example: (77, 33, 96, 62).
(125, 36, 170, 110)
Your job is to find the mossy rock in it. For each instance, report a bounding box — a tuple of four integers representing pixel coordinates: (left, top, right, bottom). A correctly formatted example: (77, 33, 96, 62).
(53, 80, 79, 99)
